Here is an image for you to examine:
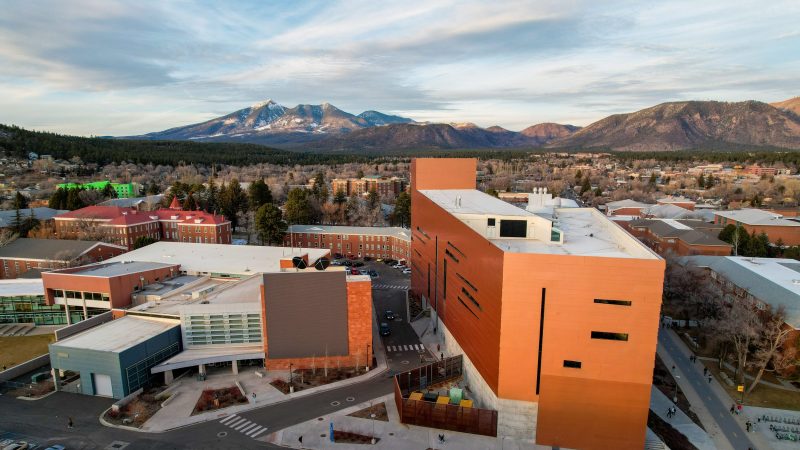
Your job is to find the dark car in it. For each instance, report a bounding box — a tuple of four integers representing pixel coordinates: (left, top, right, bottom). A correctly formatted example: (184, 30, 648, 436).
(379, 322, 391, 336)
(343, 260, 353, 267)
(350, 268, 360, 275)
(334, 253, 343, 259)
(368, 270, 378, 278)
(353, 261, 365, 267)
(383, 259, 396, 265)
(384, 310, 396, 320)
(363, 256, 372, 261)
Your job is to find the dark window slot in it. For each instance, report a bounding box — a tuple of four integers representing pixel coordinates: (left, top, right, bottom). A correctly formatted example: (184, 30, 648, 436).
(460, 287, 481, 310)
(499, 219, 527, 238)
(487, 218, 496, 226)
(456, 273, 478, 292)
(594, 299, 632, 306)
(447, 241, 466, 257)
(445, 249, 459, 263)
(591, 331, 629, 341)
(536, 288, 546, 395)
(457, 297, 479, 318)
(563, 360, 581, 369)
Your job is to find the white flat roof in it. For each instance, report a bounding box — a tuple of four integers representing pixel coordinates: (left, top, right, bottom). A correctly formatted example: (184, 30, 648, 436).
(0, 279, 44, 297)
(420, 189, 532, 217)
(493, 208, 657, 259)
(289, 225, 411, 241)
(52, 315, 179, 353)
(422, 189, 658, 259)
(70, 261, 175, 277)
(105, 242, 330, 276)
(713, 209, 800, 227)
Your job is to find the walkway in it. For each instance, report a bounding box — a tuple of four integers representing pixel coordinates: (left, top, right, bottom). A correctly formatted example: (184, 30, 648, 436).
(650, 386, 716, 450)
(697, 356, 799, 392)
(658, 329, 765, 450)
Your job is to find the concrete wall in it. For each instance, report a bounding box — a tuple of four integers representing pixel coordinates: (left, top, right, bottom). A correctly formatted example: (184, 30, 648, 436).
(55, 311, 113, 341)
(0, 354, 50, 382)
(49, 345, 123, 398)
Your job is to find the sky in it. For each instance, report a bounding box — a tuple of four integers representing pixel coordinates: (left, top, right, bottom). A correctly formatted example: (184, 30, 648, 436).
(0, 0, 798, 136)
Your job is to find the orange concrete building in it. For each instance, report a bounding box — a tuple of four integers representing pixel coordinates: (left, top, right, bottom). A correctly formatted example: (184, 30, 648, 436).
(713, 208, 800, 245)
(410, 158, 665, 449)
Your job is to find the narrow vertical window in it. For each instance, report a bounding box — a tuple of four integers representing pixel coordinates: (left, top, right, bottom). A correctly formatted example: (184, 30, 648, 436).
(536, 287, 546, 395)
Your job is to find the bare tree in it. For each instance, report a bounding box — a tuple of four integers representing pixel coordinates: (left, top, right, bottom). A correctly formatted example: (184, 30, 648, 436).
(747, 307, 793, 394)
(710, 297, 761, 384)
(0, 229, 18, 247)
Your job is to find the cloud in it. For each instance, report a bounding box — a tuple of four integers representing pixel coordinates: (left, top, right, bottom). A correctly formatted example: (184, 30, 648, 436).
(0, 0, 798, 135)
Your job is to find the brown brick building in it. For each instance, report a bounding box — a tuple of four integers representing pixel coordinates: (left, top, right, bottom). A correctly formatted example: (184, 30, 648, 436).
(53, 200, 231, 250)
(331, 175, 406, 197)
(624, 219, 732, 257)
(285, 225, 411, 260)
(0, 238, 127, 279)
(713, 208, 800, 245)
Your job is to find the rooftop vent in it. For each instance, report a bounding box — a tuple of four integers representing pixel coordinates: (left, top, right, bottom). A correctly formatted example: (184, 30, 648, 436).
(292, 256, 307, 269)
(314, 257, 330, 271)
(793, 280, 800, 286)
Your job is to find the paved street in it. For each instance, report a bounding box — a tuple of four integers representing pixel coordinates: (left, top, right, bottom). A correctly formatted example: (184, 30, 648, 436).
(658, 329, 760, 450)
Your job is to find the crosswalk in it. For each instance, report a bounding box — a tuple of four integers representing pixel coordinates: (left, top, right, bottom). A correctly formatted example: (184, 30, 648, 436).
(387, 344, 426, 352)
(372, 283, 409, 290)
(219, 414, 268, 439)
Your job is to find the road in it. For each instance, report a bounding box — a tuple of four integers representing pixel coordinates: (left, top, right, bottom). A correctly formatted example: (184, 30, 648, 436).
(658, 330, 759, 450)
(0, 260, 417, 449)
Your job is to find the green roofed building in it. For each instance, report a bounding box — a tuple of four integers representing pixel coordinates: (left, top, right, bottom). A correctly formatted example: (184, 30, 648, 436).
(57, 181, 136, 198)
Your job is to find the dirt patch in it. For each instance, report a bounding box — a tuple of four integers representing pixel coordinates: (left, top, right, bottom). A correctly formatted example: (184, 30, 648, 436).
(347, 402, 389, 422)
(703, 360, 800, 411)
(192, 386, 247, 415)
(270, 367, 364, 394)
(333, 430, 379, 444)
(647, 410, 700, 450)
(652, 354, 705, 430)
(104, 387, 165, 427)
(8, 379, 54, 398)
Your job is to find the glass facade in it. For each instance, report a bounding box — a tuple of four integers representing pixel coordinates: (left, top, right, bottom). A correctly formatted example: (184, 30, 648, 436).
(0, 295, 105, 325)
(183, 312, 262, 347)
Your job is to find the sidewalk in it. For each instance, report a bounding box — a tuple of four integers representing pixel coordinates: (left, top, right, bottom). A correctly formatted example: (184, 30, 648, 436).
(696, 356, 799, 392)
(650, 386, 716, 450)
(661, 329, 770, 450)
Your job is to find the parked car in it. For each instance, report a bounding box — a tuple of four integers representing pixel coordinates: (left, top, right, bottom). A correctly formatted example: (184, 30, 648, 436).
(353, 261, 365, 267)
(392, 263, 404, 269)
(350, 268, 360, 275)
(384, 310, 396, 320)
(376, 258, 383, 262)
(379, 322, 391, 336)
(334, 253, 344, 259)
(402, 268, 412, 275)
(383, 259, 396, 265)
(45, 446, 66, 450)
(368, 270, 378, 278)
(359, 269, 369, 275)
(343, 260, 353, 267)
(4, 442, 29, 450)
(331, 260, 342, 266)
(363, 256, 372, 261)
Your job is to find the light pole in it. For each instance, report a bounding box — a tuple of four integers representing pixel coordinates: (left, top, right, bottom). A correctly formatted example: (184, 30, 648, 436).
(673, 375, 680, 403)
(370, 412, 376, 444)
(289, 363, 293, 392)
(366, 344, 370, 372)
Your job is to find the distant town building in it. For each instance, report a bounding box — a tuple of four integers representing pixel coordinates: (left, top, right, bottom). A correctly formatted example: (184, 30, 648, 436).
(656, 195, 696, 211)
(409, 158, 664, 449)
(713, 208, 800, 245)
(57, 181, 137, 198)
(285, 225, 410, 260)
(744, 165, 778, 177)
(332, 175, 406, 197)
(53, 198, 231, 250)
(605, 199, 652, 217)
(0, 238, 126, 279)
(0, 207, 68, 230)
(98, 194, 164, 210)
(624, 219, 732, 257)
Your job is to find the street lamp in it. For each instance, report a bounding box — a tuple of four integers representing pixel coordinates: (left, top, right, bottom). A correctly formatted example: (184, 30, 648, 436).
(366, 344, 371, 372)
(370, 412, 376, 445)
(289, 363, 293, 389)
(673, 375, 680, 403)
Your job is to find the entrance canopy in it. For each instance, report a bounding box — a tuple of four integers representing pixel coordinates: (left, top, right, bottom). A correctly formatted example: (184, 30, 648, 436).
(150, 346, 264, 373)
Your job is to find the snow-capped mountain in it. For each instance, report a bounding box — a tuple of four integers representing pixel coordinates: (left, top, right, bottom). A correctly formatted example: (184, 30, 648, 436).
(130, 100, 414, 144)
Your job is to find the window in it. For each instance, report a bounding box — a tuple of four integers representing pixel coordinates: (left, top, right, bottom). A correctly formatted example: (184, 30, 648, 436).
(445, 248, 459, 263)
(457, 296, 479, 318)
(487, 218, 496, 226)
(460, 287, 481, 310)
(456, 273, 478, 292)
(591, 331, 629, 341)
(563, 360, 582, 369)
(594, 299, 632, 306)
(499, 220, 527, 238)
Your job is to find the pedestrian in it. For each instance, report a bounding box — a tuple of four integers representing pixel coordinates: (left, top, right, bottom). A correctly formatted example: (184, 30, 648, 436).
(298, 436, 303, 444)
(746, 421, 751, 432)
(708, 376, 712, 383)
(666, 407, 672, 418)
(703, 367, 708, 376)
(440, 352, 444, 360)
(252, 392, 256, 400)
(67, 417, 73, 429)
(737, 404, 742, 415)
(438, 434, 445, 444)
(730, 405, 735, 414)
(672, 364, 676, 372)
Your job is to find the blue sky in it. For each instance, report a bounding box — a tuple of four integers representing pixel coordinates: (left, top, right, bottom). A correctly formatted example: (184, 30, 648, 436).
(0, 0, 798, 136)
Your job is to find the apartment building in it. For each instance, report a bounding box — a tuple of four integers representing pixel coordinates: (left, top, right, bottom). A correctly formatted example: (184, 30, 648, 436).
(332, 175, 406, 197)
(410, 158, 664, 450)
(53, 199, 231, 249)
(57, 181, 137, 198)
(285, 225, 410, 260)
(713, 208, 800, 245)
(0, 238, 126, 279)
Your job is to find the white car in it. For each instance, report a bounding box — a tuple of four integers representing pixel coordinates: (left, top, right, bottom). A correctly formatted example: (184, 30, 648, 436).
(401, 268, 412, 275)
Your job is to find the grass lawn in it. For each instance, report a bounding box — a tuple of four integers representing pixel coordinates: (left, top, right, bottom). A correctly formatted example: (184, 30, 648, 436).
(703, 360, 800, 411)
(0, 334, 55, 369)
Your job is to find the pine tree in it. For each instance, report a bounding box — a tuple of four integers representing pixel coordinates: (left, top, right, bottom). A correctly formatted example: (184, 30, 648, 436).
(13, 191, 28, 210)
(255, 203, 287, 245)
(247, 179, 272, 211)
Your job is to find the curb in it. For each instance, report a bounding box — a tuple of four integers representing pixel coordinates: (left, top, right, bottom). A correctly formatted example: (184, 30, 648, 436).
(15, 389, 58, 401)
(98, 406, 149, 433)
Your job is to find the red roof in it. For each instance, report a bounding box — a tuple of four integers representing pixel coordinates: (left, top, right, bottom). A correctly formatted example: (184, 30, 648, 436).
(169, 196, 181, 210)
(56, 205, 229, 226)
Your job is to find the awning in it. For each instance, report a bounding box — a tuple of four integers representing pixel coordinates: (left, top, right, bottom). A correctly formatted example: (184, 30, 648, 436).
(151, 346, 264, 373)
